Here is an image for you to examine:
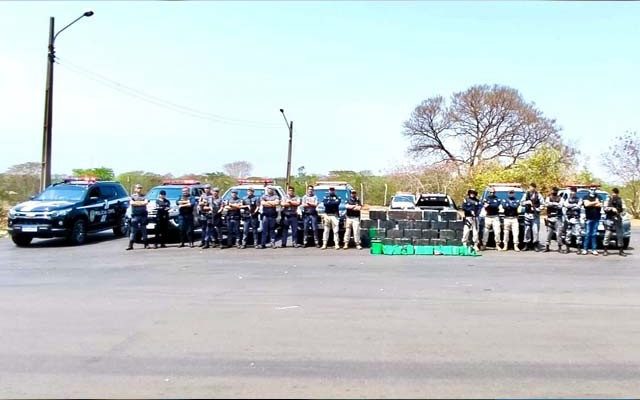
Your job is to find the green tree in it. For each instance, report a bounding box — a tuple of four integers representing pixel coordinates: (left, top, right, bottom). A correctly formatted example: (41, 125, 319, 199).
(72, 167, 115, 181)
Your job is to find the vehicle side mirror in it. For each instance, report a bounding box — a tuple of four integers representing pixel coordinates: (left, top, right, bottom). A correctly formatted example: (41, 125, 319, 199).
(30, 195, 36, 200)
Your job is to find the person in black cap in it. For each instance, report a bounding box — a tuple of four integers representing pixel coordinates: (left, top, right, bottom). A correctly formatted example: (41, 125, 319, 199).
(154, 189, 171, 248)
(343, 189, 363, 250)
(224, 189, 243, 248)
(502, 189, 521, 252)
(543, 186, 563, 252)
(560, 186, 583, 254)
(461, 189, 481, 251)
(127, 184, 149, 250)
(321, 186, 341, 250)
(603, 187, 627, 256)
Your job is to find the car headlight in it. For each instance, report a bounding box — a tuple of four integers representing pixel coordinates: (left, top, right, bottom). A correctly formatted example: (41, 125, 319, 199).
(8, 208, 17, 218)
(50, 208, 71, 218)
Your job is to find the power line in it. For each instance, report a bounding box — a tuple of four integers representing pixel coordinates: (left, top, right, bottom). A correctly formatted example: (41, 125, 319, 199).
(55, 56, 282, 129)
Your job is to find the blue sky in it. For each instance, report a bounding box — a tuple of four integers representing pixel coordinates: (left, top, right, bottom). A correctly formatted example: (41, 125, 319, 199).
(1, 1, 638, 180)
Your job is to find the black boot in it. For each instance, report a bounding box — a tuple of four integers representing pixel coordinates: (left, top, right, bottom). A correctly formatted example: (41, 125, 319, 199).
(143, 241, 149, 249)
(126, 240, 134, 251)
(544, 244, 550, 252)
(619, 248, 627, 257)
(603, 248, 609, 256)
(178, 242, 185, 248)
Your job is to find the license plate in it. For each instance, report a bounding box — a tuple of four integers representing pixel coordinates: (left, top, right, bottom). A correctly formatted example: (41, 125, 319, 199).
(147, 223, 156, 230)
(22, 226, 38, 232)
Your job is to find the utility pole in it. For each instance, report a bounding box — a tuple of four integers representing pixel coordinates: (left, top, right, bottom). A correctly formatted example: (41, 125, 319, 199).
(40, 17, 55, 192)
(280, 109, 293, 188)
(39, 11, 94, 192)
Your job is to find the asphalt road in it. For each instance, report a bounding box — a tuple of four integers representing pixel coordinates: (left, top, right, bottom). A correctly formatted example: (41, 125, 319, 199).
(1, 230, 639, 399)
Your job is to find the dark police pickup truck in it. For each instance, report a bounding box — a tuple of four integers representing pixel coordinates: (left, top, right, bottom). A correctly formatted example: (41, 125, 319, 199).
(7, 178, 130, 246)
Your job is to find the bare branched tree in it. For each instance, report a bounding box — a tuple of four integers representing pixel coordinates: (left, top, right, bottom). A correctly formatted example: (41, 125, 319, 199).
(223, 161, 253, 179)
(602, 131, 640, 218)
(403, 84, 561, 170)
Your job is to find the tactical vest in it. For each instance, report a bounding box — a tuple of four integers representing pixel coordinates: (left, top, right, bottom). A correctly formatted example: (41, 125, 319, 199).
(546, 195, 561, 218)
(503, 198, 519, 217)
(324, 195, 340, 215)
(463, 198, 479, 218)
(283, 196, 299, 216)
(606, 196, 623, 218)
(524, 192, 541, 214)
(243, 195, 259, 217)
(484, 196, 501, 216)
(131, 193, 147, 217)
(565, 196, 580, 219)
(156, 198, 171, 219)
(346, 197, 361, 218)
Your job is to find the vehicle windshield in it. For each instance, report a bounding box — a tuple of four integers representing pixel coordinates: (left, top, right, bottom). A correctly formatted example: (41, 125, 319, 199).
(393, 196, 415, 203)
(486, 191, 525, 201)
(314, 189, 350, 202)
(222, 188, 281, 201)
(146, 187, 184, 202)
(416, 196, 450, 207)
(35, 185, 87, 202)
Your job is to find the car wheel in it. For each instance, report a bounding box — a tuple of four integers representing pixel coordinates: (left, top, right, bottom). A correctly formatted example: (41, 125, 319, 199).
(112, 215, 128, 237)
(11, 234, 33, 247)
(68, 219, 87, 245)
(623, 237, 630, 250)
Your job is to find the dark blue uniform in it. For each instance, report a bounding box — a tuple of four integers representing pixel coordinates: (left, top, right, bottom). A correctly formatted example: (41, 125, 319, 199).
(155, 197, 171, 248)
(242, 193, 261, 248)
(281, 194, 300, 247)
(260, 193, 280, 247)
(129, 193, 148, 245)
(225, 197, 243, 247)
(177, 194, 196, 247)
(301, 194, 320, 247)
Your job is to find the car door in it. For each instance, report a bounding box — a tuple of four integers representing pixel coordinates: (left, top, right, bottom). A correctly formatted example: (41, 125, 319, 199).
(84, 186, 109, 231)
(99, 185, 118, 227)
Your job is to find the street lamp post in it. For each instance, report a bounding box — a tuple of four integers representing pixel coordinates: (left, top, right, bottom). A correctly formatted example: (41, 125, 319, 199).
(279, 109, 293, 189)
(40, 11, 94, 192)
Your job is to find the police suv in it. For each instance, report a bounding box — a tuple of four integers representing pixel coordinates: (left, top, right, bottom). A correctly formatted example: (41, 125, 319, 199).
(479, 182, 526, 247)
(558, 184, 631, 249)
(7, 178, 130, 246)
(141, 180, 207, 235)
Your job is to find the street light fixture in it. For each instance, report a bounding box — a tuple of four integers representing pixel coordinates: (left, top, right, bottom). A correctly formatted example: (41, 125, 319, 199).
(40, 11, 94, 192)
(280, 108, 293, 188)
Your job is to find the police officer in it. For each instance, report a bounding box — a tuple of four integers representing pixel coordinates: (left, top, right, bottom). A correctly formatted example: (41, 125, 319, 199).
(502, 189, 521, 252)
(198, 184, 214, 249)
(301, 185, 320, 248)
(177, 186, 196, 248)
(210, 188, 224, 247)
(582, 186, 602, 256)
(281, 186, 301, 248)
(343, 189, 363, 250)
(461, 189, 481, 252)
(321, 186, 341, 250)
(544, 186, 563, 253)
(520, 183, 545, 251)
(603, 187, 627, 256)
(560, 186, 583, 254)
(241, 187, 261, 249)
(154, 189, 171, 249)
(224, 189, 243, 248)
(260, 186, 280, 249)
(126, 183, 149, 250)
(481, 187, 503, 251)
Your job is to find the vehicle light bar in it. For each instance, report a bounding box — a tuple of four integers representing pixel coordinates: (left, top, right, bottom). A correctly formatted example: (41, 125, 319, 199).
(315, 181, 349, 186)
(162, 180, 201, 185)
(63, 176, 99, 183)
(237, 179, 274, 185)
